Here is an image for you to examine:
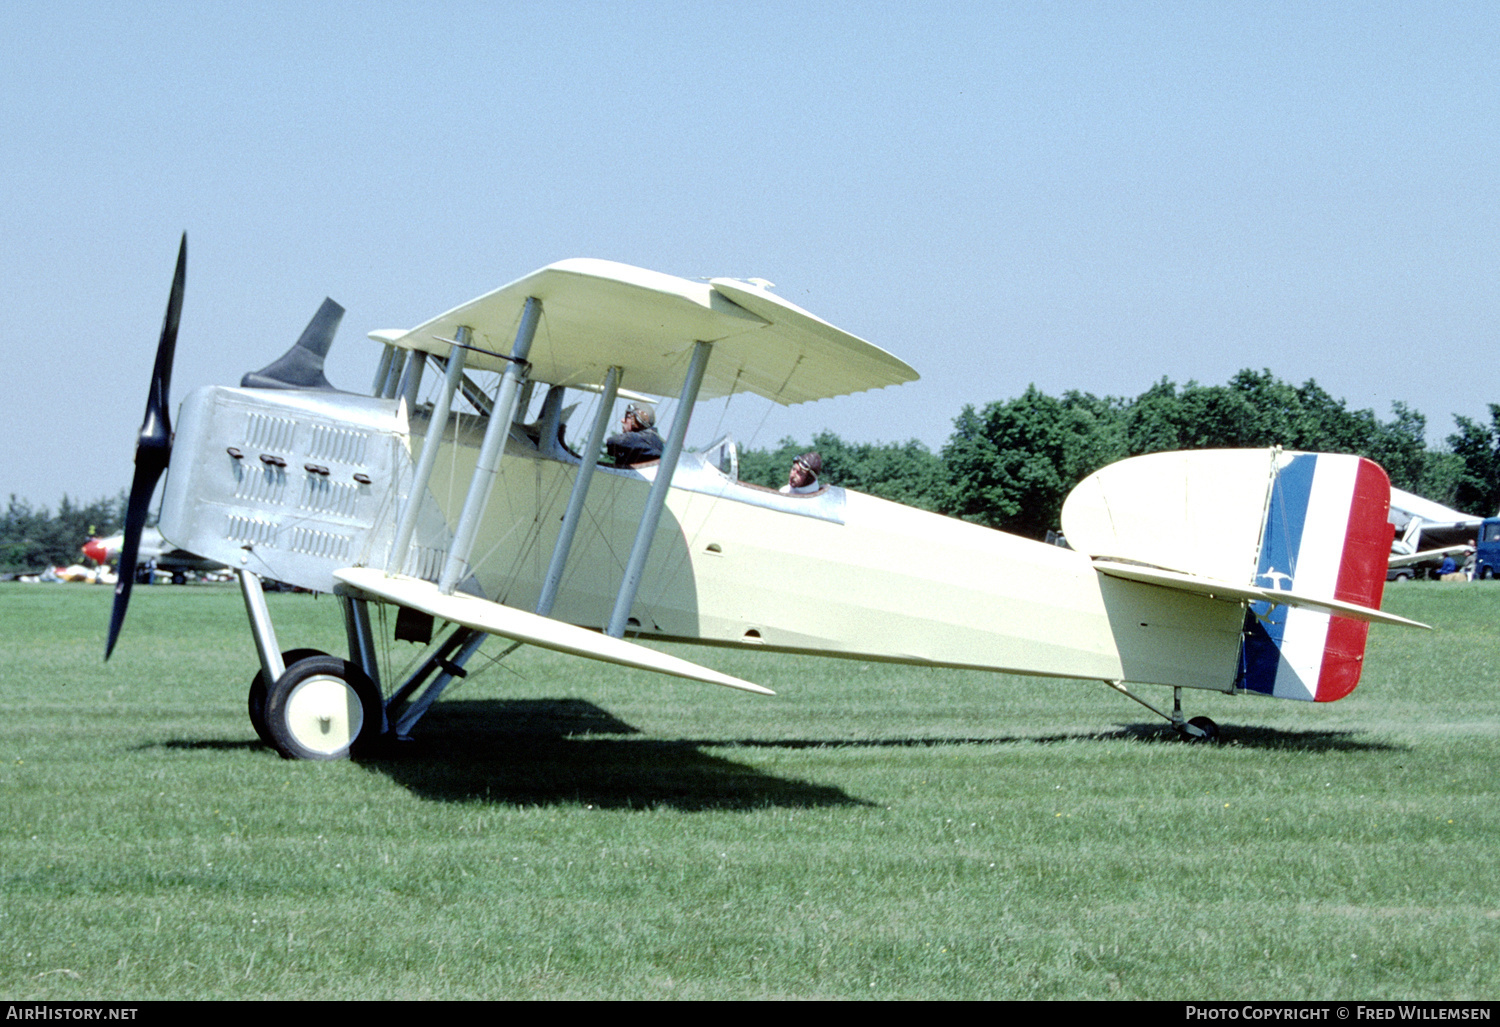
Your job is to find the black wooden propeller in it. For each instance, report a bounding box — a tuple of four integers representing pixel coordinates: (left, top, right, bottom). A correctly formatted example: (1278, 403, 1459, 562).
(105, 233, 185, 660)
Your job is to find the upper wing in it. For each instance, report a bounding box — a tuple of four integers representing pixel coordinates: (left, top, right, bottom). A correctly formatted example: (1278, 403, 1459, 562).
(333, 567, 774, 695)
(370, 259, 917, 406)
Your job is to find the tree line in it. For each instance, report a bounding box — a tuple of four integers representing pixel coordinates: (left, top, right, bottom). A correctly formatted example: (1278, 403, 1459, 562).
(740, 369, 1500, 540)
(1, 492, 125, 572)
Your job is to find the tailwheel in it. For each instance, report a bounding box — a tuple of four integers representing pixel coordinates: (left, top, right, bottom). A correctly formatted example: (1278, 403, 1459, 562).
(248, 648, 331, 746)
(1103, 681, 1224, 743)
(263, 655, 383, 761)
(1181, 715, 1219, 743)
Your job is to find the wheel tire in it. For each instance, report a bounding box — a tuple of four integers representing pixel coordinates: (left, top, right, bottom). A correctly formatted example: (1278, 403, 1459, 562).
(263, 655, 382, 761)
(248, 648, 330, 747)
(1185, 715, 1219, 742)
(1482, 567, 1495, 581)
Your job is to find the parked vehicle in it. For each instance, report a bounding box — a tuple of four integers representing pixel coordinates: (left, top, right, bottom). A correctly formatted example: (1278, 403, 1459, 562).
(1475, 518, 1500, 580)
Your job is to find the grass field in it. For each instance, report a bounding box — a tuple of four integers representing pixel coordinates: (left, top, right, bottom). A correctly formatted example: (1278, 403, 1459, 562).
(2, 581, 1497, 1000)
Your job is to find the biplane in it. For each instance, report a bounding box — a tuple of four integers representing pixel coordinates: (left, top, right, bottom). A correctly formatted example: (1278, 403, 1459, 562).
(105, 235, 1424, 759)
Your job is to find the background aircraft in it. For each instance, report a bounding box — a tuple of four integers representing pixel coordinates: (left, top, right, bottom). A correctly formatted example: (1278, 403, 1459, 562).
(105, 236, 1422, 760)
(1385, 487, 1483, 580)
(83, 527, 225, 584)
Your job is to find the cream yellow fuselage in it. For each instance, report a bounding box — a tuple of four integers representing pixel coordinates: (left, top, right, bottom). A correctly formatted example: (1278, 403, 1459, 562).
(425, 421, 1246, 694)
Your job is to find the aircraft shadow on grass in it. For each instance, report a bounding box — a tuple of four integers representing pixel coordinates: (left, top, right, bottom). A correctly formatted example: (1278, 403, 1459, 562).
(1126, 723, 1410, 753)
(153, 701, 1404, 810)
(153, 699, 861, 811)
(351, 698, 874, 812)
(680, 722, 1408, 754)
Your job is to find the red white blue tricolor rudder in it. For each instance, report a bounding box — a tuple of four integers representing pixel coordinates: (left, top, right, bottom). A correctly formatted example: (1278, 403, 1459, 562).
(1235, 453, 1393, 701)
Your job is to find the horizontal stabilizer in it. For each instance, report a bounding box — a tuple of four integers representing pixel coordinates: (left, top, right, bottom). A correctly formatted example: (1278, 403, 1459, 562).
(1092, 560, 1428, 629)
(332, 567, 773, 695)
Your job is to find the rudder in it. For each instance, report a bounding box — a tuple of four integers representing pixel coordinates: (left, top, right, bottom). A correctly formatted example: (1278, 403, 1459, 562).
(1235, 454, 1392, 701)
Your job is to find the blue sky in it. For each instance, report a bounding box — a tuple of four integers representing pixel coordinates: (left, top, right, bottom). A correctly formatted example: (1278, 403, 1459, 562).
(3, 2, 1496, 509)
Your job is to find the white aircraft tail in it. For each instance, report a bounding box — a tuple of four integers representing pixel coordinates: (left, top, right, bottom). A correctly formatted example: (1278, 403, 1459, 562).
(1064, 450, 1403, 702)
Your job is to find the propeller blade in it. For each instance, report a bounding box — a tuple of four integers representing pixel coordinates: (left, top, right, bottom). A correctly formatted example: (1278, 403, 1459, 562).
(105, 233, 185, 660)
(142, 233, 186, 459)
(105, 460, 166, 659)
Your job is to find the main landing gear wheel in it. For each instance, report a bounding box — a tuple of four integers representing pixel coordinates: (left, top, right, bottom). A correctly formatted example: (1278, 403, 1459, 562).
(1181, 716, 1219, 743)
(262, 655, 383, 761)
(248, 648, 331, 746)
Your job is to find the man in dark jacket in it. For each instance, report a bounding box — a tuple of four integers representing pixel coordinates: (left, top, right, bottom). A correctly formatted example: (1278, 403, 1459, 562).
(606, 403, 663, 466)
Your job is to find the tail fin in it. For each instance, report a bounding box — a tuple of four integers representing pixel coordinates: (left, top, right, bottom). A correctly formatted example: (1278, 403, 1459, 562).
(1063, 449, 1400, 702)
(1236, 453, 1393, 701)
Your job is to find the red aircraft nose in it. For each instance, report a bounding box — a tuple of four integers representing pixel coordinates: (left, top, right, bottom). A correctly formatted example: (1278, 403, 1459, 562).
(82, 539, 108, 564)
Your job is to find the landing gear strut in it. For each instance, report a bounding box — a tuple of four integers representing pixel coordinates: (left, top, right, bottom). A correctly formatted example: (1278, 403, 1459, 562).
(1104, 681, 1220, 742)
(236, 569, 494, 760)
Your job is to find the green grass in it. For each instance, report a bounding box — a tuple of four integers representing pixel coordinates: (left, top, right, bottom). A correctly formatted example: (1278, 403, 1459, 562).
(2, 581, 1498, 999)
